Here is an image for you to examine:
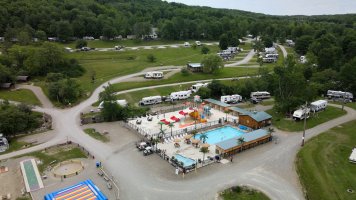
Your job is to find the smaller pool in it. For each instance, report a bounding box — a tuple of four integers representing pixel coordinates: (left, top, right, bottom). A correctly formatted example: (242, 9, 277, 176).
(174, 154, 196, 167)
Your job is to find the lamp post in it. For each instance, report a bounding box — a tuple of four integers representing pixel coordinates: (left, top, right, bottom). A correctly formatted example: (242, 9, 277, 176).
(301, 101, 308, 147)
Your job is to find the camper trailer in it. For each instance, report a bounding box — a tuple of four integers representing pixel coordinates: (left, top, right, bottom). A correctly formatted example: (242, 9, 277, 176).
(144, 71, 164, 79)
(139, 96, 162, 106)
(293, 108, 310, 120)
(310, 100, 327, 112)
(98, 100, 128, 109)
(169, 90, 192, 100)
(220, 94, 242, 104)
(327, 90, 353, 101)
(191, 83, 209, 93)
(262, 57, 277, 63)
(250, 91, 271, 100)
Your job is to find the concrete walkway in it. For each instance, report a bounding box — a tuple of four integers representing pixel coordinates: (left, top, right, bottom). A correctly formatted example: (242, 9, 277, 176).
(17, 84, 53, 108)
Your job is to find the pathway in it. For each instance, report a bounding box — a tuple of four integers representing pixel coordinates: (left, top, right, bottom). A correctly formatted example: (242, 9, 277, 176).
(16, 84, 53, 108)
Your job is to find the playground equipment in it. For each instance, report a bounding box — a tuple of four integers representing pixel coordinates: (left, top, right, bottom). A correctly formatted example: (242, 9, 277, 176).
(52, 160, 84, 178)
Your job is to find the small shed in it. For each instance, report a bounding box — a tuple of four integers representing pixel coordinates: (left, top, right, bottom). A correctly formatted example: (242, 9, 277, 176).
(204, 98, 232, 112)
(16, 76, 30, 82)
(0, 83, 14, 89)
(215, 129, 272, 157)
(187, 63, 203, 72)
(239, 111, 272, 129)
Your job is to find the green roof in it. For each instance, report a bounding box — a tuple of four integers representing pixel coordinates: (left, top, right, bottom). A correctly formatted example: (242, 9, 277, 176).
(229, 107, 272, 122)
(204, 99, 231, 107)
(216, 129, 270, 150)
(229, 107, 249, 114)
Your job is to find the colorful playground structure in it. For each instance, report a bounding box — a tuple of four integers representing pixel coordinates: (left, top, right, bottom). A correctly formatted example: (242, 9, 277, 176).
(44, 179, 108, 200)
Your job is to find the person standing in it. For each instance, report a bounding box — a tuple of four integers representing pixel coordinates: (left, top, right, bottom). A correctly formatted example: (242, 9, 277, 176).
(230, 156, 233, 163)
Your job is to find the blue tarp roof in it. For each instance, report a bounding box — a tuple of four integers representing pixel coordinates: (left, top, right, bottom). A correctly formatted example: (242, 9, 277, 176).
(204, 98, 231, 107)
(216, 129, 269, 150)
(44, 179, 108, 200)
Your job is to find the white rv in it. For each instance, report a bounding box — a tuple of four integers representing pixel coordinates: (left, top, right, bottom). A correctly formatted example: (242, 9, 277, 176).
(265, 54, 279, 59)
(265, 47, 277, 54)
(300, 56, 307, 63)
(221, 94, 242, 104)
(310, 100, 327, 112)
(250, 91, 271, 99)
(191, 83, 209, 93)
(195, 41, 201, 46)
(98, 100, 128, 109)
(327, 90, 353, 101)
(169, 90, 192, 100)
(293, 108, 310, 120)
(263, 57, 277, 63)
(139, 96, 162, 106)
(144, 71, 164, 79)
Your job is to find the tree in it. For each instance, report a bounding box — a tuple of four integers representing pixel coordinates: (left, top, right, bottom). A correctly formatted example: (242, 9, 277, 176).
(295, 35, 313, 55)
(200, 146, 209, 164)
(168, 122, 175, 137)
(199, 132, 208, 143)
(237, 137, 245, 152)
(0, 64, 14, 83)
(191, 130, 198, 139)
(201, 54, 224, 74)
(75, 39, 87, 49)
(102, 25, 117, 39)
(56, 21, 73, 41)
(48, 78, 81, 105)
(340, 58, 356, 96)
(263, 36, 273, 48)
(133, 22, 151, 39)
(196, 87, 211, 99)
(35, 30, 47, 41)
(99, 83, 116, 102)
(219, 34, 228, 50)
(201, 46, 210, 54)
(147, 54, 156, 62)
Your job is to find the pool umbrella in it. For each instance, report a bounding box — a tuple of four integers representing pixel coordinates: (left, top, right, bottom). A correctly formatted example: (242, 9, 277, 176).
(174, 138, 181, 143)
(184, 134, 193, 139)
(191, 139, 200, 144)
(201, 143, 210, 148)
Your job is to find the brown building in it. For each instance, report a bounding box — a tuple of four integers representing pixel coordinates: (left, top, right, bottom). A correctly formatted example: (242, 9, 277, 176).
(204, 98, 232, 112)
(187, 63, 203, 72)
(229, 107, 272, 129)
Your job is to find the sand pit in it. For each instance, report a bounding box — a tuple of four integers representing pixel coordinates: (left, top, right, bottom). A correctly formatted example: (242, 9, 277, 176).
(52, 160, 84, 178)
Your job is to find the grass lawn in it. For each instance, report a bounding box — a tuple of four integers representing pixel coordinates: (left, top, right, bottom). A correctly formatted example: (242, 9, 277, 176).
(221, 186, 270, 200)
(330, 102, 356, 110)
(84, 128, 109, 143)
(296, 120, 356, 200)
(112, 67, 260, 93)
(24, 147, 87, 173)
(0, 139, 31, 155)
(0, 89, 41, 106)
(266, 106, 346, 132)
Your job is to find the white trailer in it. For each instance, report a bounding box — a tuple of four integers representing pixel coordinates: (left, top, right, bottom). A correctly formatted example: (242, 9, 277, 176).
(310, 100, 327, 112)
(262, 57, 277, 63)
(139, 96, 162, 106)
(98, 100, 128, 109)
(144, 71, 164, 79)
(327, 90, 353, 101)
(250, 91, 271, 99)
(221, 94, 242, 104)
(169, 90, 191, 100)
(191, 83, 209, 93)
(293, 108, 310, 120)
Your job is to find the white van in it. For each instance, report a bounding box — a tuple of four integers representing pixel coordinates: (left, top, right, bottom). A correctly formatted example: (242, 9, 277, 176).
(169, 90, 192, 100)
(250, 91, 271, 99)
(310, 100, 327, 112)
(98, 100, 128, 109)
(184, 42, 190, 47)
(144, 71, 164, 79)
(293, 108, 310, 120)
(139, 96, 162, 106)
(191, 83, 209, 93)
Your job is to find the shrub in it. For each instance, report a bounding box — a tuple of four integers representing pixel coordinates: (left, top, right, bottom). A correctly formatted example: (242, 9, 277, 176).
(201, 46, 210, 54)
(147, 54, 156, 62)
(75, 39, 87, 49)
(181, 67, 190, 76)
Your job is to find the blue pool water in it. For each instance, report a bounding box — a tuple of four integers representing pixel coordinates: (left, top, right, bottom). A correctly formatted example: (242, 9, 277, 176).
(174, 154, 196, 167)
(195, 126, 244, 144)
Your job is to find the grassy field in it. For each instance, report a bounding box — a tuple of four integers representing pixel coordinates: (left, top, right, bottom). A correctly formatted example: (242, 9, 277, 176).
(0, 89, 41, 106)
(296, 120, 356, 200)
(330, 102, 356, 110)
(25, 147, 87, 173)
(266, 106, 346, 132)
(84, 128, 109, 142)
(112, 67, 260, 93)
(57, 39, 216, 48)
(0, 139, 31, 155)
(221, 186, 270, 200)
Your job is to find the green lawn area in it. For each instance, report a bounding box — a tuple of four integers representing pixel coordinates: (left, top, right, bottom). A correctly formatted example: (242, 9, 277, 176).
(221, 186, 270, 200)
(0, 139, 31, 155)
(24, 147, 87, 173)
(266, 106, 346, 132)
(296, 120, 356, 200)
(0, 89, 41, 106)
(112, 67, 260, 94)
(83, 128, 109, 143)
(330, 102, 356, 110)
(57, 39, 216, 48)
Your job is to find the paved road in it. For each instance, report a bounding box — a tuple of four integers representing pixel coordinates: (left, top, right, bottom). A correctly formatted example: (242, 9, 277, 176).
(278, 45, 288, 58)
(16, 84, 53, 108)
(225, 49, 256, 67)
(2, 45, 356, 200)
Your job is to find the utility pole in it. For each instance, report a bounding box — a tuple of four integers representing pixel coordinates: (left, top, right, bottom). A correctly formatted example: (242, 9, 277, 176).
(301, 101, 307, 147)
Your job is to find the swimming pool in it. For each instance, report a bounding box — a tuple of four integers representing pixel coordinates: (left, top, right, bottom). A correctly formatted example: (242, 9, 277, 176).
(174, 154, 196, 167)
(195, 126, 244, 144)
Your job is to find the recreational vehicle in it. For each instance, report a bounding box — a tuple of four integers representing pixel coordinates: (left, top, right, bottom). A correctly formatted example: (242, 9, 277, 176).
(250, 91, 271, 99)
(144, 71, 164, 79)
(184, 42, 190, 47)
(265, 47, 277, 54)
(139, 96, 162, 106)
(293, 108, 310, 120)
(327, 90, 353, 101)
(310, 100, 327, 112)
(191, 83, 209, 93)
(169, 90, 192, 100)
(262, 57, 277, 63)
(98, 100, 128, 109)
(265, 54, 279, 59)
(195, 41, 201, 46)
(221, 94, 242, 104)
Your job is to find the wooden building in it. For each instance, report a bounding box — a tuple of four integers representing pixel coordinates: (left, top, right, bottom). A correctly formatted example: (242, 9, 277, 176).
(204, 98, 232, 112)
(16, 76, 30, 82)
(215, 129, 272, 157)
(229, 107, 272, 129)
(187, 63, 203, 72)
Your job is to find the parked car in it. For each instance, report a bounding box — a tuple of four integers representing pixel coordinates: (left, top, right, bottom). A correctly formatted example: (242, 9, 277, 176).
(250, 97, 260, 104)
(184, 42, 190, 47)
(143, 146, 154, 156)
(81, 47, 92, 51)
(137, 142, 147, 151)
